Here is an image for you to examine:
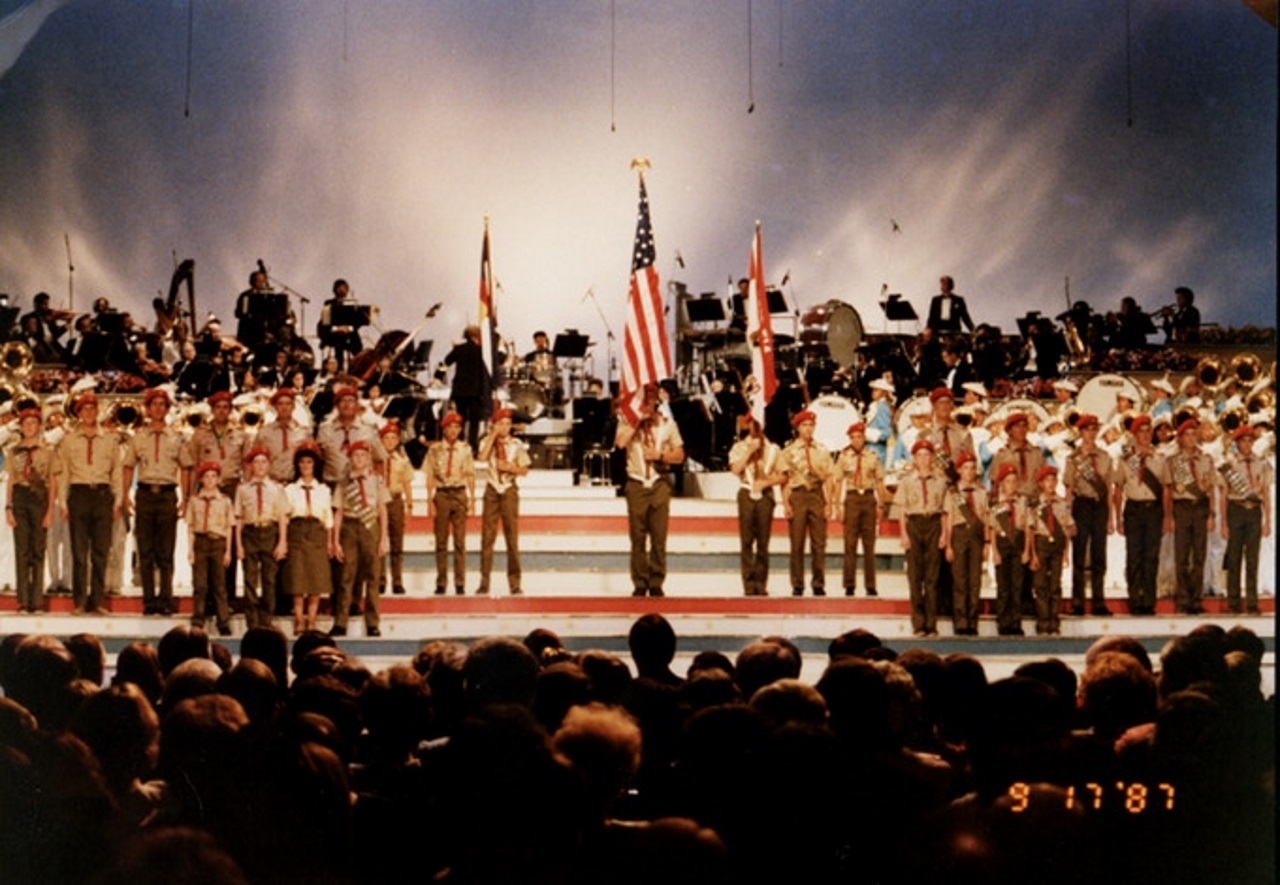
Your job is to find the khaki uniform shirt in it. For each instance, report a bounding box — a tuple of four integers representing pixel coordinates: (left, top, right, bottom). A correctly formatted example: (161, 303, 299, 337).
(190, 423, 248, 483)
(986, 493, 1028, 541)
(337, 471, 391, 529)
(124, 425, 194, 486)
(989, 443, 1046, 498)
(781, 439, 833, 491)
(1114, 449, 1170, 502)
(835, 445, 885, 495)
(6, 438, 54, 492)
(1222, 454, 1273, 503)
(1029, 494, 1075, 537)
(316, 419, 387, 484)
(1166, 448, 1220, 502)
(255, 418, 308, 483)
(621, 414, 685, 488)
(927, 424, 974, 473)
(188, 490, 236, 538)
(55, 424, 124, 508)
(427, 439, 475, 489)
(482, 436, 532, 494)
(894, 468, 949, 515)
(729, 438, 782, 500)
(1062, 444, 1114, 502)
(386, 448, 416, 499)
(234, 477, 290, 527)
(945, 482, 989, 530)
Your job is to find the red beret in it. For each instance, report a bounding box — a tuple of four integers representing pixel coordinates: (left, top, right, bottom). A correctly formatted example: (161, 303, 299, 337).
(791, 410, 816, 428)
(1036, 465, 1058, 483)
(492, 407, 514, 423)
(994, 464, 1019, 484)
(911, 438, 935, 455)
(1129, 414, 1152, 432)
(196, 460, 223, 478)
(334, 386, 359, 402)
(954, 451, 977, 468)
(930, 387, 954, 404)
(143, 387, 170, 406)
(1075, 413, 1100, 431)
(17, 408, 42, 423)
(207, 391, 233, 406)
(1177, 418, 1199, 435)
(1004, 412, 1028, 429)
(347, 440, 371, 454)
(440, 412, 463, 428)
(269, 388, 296, 405)
(72, 392, 99, 415)
(846, 422, 866, 435)
(379, 422, 401, 437)
(1232, 426, 1257, 442)
(244, 445, 271, 463)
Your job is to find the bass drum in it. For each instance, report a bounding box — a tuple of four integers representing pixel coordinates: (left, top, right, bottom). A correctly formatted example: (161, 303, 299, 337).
(507, 380, 547, 422)
(1075, 374, 1146, 425)
(895, 394, 932, 437)
(810, 393, 861, 454)
(799, 300, 864, 369)
(988, 397, 1053, 431)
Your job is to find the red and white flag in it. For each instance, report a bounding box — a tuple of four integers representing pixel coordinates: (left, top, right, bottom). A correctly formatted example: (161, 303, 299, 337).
(477, 218, 498, 382)
(619, 175, 671, 424)
(747, 221, 777, 424)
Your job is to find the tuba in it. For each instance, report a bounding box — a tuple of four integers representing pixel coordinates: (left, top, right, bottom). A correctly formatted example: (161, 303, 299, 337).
(1245, 387, 1274, 416)
(107, 398, 145, 430)
(1230, 353, 1263, 388)
(1195, 356, 1224, 391)
(1220, 406, 1248, 435)
(1, 341, 33, 379)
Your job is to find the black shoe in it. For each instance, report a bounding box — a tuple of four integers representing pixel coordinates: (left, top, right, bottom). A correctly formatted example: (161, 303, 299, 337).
(1246, 607, 1261, 615)
(434, 586, 446, 596)
(329, 625, 347, 637)
(866, 587, 878, 597)
(792, 587, 803, 597)
(476, 586, 490, 595)
(367, 626, 381, 637)
(1187, 605, 1206, 615)
(813, 587, 826, 597)
(348, 603, 361, 616)
(511, 588, 523, 596)
(844, 587, 855, 597)
(632, 587, 647, 597)
(649, 587, 665, 597)
(1092, 607, 1113, 617)
(393, 585, 406, 595)
(1070, 607, 1086, 617)
(455, 586, 465, 596)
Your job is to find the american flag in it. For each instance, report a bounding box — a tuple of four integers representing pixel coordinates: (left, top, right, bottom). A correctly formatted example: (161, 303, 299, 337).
(747, 221, 777, 424)
(619, 175, 671, 424)
(477, 218, 498, 382)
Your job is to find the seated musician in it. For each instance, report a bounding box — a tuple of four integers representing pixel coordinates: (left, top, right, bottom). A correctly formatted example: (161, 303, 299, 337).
(19, 292, 70, 361)
(1109, 296, 1156, 350)
(318, 278, 367, 372)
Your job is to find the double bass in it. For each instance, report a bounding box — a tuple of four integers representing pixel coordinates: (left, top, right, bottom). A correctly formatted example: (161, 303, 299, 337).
(349, 303, 443, 383)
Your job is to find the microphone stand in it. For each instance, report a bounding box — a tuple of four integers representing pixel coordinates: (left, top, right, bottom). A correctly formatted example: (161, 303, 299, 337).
(583, 286, 616, 396)
(268, 275, 313, 339)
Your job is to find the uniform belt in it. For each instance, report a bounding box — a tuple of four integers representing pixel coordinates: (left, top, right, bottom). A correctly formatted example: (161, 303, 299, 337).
(244, 521, 278, 529)
(139, 483, 177, 493)
(1227, 499, 1261, 510)
(846, 489, 875, 496)
(290, 516, 323, 523)
(1126, 498, 1159, 506)
(71, 483, 111, 491)
(907, 512, 942, 520)
(436, 485, 467, 492)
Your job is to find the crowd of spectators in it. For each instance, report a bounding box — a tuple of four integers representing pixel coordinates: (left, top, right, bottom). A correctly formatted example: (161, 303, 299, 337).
(0, 616, 1272, 884)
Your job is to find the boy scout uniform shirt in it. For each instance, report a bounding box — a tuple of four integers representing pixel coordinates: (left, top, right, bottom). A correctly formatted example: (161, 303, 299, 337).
(781, 438, 833, 491)
(927, 425, 974, 472)
(55, 425, 124, 509)
(729, 438, 782, 500)
(1114, 449, 1170, 501)
(482, 436, 532, 494)
(989, 442, 1046, 498)
(623, 414, 685, 489)
(1166, 448, 1220, 501)
(893, 468, 949, 515)
(1029, 495, 1075, 537)
(191, 423, 248, 483)
(317, 419, 387, 484)
(1062, 445, 1114, 501)
(235, 476, 289, 526)
(338, 471, 391, 528)
(945, 482, 989, 529)
(385, 448, 416, 498)
(986, 494, 1027, 540)
(836, 445, 884, 495)
(428, 439, 475, 488)
(189, 491, 236, 539)
(6, 438, 54, 490)
(124, 425, 194, 485)
(255, 417, 307, 483)
(1223, 452, 1273, 504)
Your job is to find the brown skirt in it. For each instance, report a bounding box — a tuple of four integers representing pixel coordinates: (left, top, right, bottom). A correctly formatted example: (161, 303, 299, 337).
(286, 518, 330, 597)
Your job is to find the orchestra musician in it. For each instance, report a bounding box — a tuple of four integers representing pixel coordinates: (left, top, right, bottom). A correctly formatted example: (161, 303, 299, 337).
(317, 279, 368, 372)
(925, 275, 974, 335)
(1160, 286, 1202, 344)
(234, 268, 274, 352)
(19, 292, 71, 361)
(1109, 296, 1156, 351)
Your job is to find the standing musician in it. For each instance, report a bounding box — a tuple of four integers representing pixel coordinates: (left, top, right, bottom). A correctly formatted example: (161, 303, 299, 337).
(427, 412, 475, 595)
(1111, 415, 1166, 615)
(317, 279, 368, 372)
(988, 412, 1045, 500)
(987, 463, 1029, 635)
(122, 388, 193, 616)
(56, 392, 124, 614)
(781, 409, 833, 597)
(942, 451, 987, 634)
(332, 440, 390, 637)
(6, 407, 55, 614)
(234, 447, 289, 629)
(864, 378, 895, 465)
(615, 382, 685, 598)
(255, 388, 308, 484)
(833, 422, 886, 597)
(1164, 417, 1220, 615)
(476, 407, 532, 596)
(1027, 465, 1076, 636)
(728, 414, 786, 596)
(1220, 426, 1272, 615)
(895, 438, 949, 636)
(1062, 413, 1114, 617)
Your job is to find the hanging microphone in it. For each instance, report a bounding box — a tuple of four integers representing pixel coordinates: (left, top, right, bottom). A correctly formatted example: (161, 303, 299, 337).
(675, 250, 685, 268)
(780, 270, 791, 286)
(581, 286, 596, 303)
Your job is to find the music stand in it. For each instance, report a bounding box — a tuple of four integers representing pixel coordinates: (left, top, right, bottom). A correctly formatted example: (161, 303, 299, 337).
(879, 294, 918, 322)
(410, 340, 433, 367)
(685, 297, 726, 324)
(553, 331, 590, 359)
(766, 289, 789, 315)
(380, 395, 421, 425)
(0, 306, 18, 338)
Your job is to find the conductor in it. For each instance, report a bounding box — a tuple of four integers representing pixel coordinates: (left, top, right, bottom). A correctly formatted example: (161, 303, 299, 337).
(926, 275, 974, 335)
